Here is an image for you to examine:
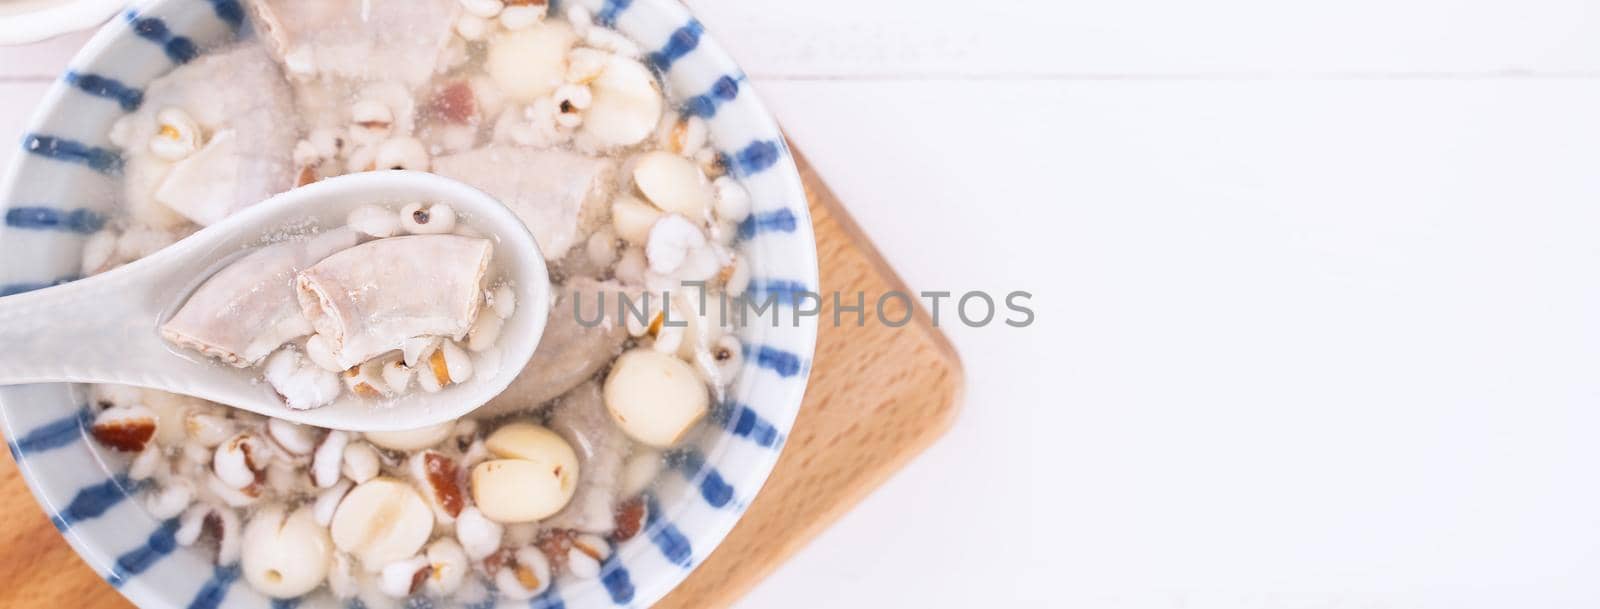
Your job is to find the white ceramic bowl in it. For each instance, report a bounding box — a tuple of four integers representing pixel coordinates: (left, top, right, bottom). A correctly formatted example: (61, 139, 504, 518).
(0, 0, 818, 607)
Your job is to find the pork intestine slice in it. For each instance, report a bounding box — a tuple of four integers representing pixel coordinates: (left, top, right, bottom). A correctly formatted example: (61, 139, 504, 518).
(296, 234, 492, 369)
(162, 229, 359, 367)
(108, 45, 296, 229)
(544, 381, 629, 534)
(431, 146, 616, 262)
(249, 0, 460, 90)
(472, 279, 629, 419)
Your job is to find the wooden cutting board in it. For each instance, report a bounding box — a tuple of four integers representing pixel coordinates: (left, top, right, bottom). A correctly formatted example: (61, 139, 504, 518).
(0, 152, 966, 608)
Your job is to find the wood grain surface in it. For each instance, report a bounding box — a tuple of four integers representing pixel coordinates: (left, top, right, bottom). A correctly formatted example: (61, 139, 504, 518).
(0, 152, 965, 608)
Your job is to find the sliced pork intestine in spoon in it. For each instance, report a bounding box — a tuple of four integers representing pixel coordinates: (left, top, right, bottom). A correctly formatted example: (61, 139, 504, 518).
(296, 235, 493, 369)
(162, 229, 360, 367)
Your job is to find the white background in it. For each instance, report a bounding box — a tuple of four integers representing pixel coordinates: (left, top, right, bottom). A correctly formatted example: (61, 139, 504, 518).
(7, 2, 1600, 607)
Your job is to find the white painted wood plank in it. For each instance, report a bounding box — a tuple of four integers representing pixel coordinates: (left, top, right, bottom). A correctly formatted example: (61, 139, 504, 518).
(739, 77, 1600, 608)
(689, 0, 1600, 77)
(6, 1, 1600, 80)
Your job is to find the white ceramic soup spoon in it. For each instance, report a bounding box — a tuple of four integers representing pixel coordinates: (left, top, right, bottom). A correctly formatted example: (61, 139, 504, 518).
(0, 171, 549, 431)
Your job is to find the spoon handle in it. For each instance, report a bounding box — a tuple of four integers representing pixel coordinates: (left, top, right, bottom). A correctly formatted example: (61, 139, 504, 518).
(0, 260, 202, 389)
(0, 172, 550, 430)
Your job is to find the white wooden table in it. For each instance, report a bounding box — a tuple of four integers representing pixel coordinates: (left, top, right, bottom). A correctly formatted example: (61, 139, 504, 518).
(9, 2, 1600, 607)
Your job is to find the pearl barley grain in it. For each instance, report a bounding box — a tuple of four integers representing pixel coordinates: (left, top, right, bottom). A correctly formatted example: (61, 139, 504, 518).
(711, 333, 745, 383)
(129, 445, 163, 481)
(646, 214, 708, 274)
(150, 107, 202, 161)
(468, 313, 504, 352)
(313, 430, 351, 488)
(329, 553, 358, 599)
(565, 3, 593, 35)
(267, 418, 317, 456)
(346, 204, 401, 239)
(350, 100, 394, 143)
(214, 432, 266, 490)
(185, 411, 233, 447)
(494, 547, 551, 600)
(379, 555, 430, 598)
(460, 0, 503, 18)
(342, 441, 382, 484)
(653, 321, 684, 355)
(375, 137, 430, 171)
(382, 360, 415, 394)
(440, 341, 475, 384)
(425, 537, 469, 595)
(567, 533, 610, 579)
(146, 480, 195, 519)
(490, 284, 516, 319)
(402, 336, 441, 368)
(399, 202, 457, 235)
(713, 176, 752, 223)
(313, 479, 354, 526)
(207, 472, 262, 508)
(455, 13, 489, 41)
(500, 4, 546, 30)
(566, 48, 607, 84)
(455, 506, 504, 560)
